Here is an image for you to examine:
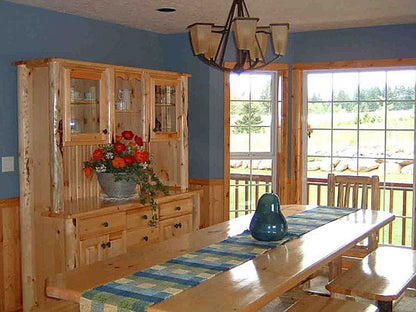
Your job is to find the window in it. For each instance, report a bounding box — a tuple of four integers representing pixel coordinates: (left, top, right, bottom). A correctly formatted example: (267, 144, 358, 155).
(228, 72, 281, 218)
(306, 69, 416, 246)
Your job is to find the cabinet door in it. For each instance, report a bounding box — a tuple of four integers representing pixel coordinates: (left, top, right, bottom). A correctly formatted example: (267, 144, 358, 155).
(79, 235, 107, 267)
(64, 67, 110, 145)
(150, 76, 181, 140)
(114, 71, 146, 140)
(160, 214, 192, 241)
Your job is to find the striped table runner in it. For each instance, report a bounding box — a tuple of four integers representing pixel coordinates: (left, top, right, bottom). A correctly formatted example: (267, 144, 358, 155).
(81, 206, 357, 312)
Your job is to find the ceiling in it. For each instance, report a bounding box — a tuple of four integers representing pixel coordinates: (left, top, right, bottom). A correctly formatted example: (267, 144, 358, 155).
(8, 0, 416, 34)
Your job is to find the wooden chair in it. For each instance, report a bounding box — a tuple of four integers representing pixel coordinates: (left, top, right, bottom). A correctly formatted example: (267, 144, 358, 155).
(327, 174, 380, 210)
(327, 173, 381, 263)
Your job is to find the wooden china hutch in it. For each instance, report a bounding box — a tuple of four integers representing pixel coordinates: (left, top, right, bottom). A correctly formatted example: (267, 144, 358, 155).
(15, 58, 200, 307)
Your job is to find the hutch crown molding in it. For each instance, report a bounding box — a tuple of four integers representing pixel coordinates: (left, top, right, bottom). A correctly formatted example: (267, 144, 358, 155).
(15, 58, 199, 310)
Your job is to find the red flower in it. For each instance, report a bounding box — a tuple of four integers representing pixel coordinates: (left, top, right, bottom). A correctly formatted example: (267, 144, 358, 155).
(84, 167, 92, 178)
(134, 151, 149, 162)
(122, 130, 134, 140)
(124, 155, 135, 165)
(112, 157, 126, 168)
(115, 135, 122, 142)
(93, 148, 104, 161)
(114, 142, 126, 154)
(134, 135, 143, 146)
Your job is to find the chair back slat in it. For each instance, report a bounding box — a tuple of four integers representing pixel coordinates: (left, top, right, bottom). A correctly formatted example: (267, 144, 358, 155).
(327, 174, 380, 210)
(344, 183, 351, 207)
(362, 184, 368, 209)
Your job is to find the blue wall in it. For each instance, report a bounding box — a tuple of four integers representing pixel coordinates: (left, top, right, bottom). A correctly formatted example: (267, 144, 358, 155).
(1, 0, 416, 198)
(293, 24, 416, 63)
(0, 0, 167, 198)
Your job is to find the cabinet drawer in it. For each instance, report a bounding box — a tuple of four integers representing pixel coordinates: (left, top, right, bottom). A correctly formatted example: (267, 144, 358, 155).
(159, 198, 193, 220)
(127, 227, 159, 250)
(78, 212, 125, 239)
(160, 214, 192, 241)
(126, 207, 153, 229)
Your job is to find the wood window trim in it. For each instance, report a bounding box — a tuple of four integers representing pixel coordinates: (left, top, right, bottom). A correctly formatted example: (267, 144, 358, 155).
(223, 63, 290, 219)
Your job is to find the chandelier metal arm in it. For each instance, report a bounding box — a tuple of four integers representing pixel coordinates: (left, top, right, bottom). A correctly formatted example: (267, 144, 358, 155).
(188, 0, 289, 72)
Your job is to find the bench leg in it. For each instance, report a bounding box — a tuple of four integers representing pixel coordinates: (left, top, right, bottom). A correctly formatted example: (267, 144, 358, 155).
(377, 300, 392, 312)
(328, 256, 342, 281)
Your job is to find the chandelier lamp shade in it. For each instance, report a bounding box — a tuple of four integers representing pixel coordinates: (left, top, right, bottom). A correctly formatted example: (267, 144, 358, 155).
(187, 0, 289, 72)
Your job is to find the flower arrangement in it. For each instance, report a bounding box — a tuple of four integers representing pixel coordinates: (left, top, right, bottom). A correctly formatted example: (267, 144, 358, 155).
(84, 130, 169, 226)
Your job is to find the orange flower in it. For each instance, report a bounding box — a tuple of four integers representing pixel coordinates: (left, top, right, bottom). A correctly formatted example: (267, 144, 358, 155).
(84, 167, 92, 178)
(115, 135, 122, 142)
(114, 142, 126, 154)
(124, 155, 135, 165)
(122, 130, 134, 140)
(128, 142, 136, 147)
(112, 157, 126, 168)
(93, 148, 104, 161)
(134, 151, 149, 162)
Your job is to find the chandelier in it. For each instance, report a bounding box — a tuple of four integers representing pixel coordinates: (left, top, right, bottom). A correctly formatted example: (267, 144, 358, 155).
(187, 0, 289, 72)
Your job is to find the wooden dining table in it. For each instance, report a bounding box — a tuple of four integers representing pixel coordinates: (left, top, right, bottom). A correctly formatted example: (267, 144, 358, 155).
(46, 205, 394, 311)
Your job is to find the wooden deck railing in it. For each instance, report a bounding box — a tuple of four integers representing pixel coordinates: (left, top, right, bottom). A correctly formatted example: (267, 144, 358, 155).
(230, 173, 272, 217)
(229, 174, 414, 247)
(307, 177, 414, 246)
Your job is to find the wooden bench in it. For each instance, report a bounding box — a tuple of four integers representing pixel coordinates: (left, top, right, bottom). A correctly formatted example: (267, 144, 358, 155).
(326, 246, 416, 312)
(287, 295, 378, 311)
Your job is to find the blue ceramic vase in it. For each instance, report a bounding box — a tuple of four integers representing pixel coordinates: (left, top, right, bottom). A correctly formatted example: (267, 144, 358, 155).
(249, 193, 288, 241)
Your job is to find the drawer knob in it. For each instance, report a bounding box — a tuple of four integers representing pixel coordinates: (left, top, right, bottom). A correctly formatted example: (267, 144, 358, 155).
(101, 243, 106, 249)
(143, 236, 149, 241)
(106, 242, 112, 248)
(174, 223, 182, 229)
(178, 222, 182, 228)
(176, 206, 181, 211)
(142, 215, 148, 220)
(103, 221, 109, 227)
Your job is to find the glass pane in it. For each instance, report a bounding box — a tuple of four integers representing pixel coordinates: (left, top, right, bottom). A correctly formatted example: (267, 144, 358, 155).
(307, 156, 331, 179)
(359, 130, 384, 157)
(333, 72, 358, 101)
(70, 78, 100, 134)
(252, 101, 271, 126)
(114, 75, 143, 137)
(355, 158, 381, 177)
(387, 101, 415, 129)
(250, 127, 271, 152)
(307, 102, 331, 129)
(333, 130, 357, 157)
(359, 71, 386, 101)
(334, 156, 358, 175)
(333, 102, 358, 129)
(154, 84, 176, 133)
(307, 73, 332, 101)
(230, 74, 250, 100)
(387, 70, 416, 100)
(359, 101, 385, 129)
(230, 127, 249, 152)
(250, 74, 272, 100)
(307, 129, 331, 156)
(230, 101, 245, 127)
(386, 130, 414, 160)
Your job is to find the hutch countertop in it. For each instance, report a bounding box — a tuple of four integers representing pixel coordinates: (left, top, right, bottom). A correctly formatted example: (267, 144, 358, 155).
(42, 189, 202, 219)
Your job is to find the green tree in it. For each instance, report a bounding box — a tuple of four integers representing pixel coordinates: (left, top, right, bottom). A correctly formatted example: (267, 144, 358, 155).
(233, 102, 263, 134)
